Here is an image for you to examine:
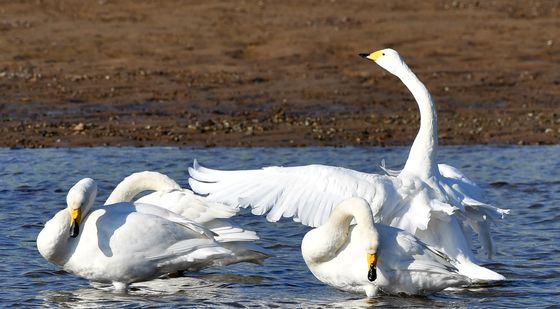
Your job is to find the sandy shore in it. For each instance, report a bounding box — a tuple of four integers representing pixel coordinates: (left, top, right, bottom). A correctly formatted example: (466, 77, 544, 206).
(0, 1, 559, 147)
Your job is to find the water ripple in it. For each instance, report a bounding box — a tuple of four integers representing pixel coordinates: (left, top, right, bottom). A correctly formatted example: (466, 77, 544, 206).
(1, 146, 559, 307)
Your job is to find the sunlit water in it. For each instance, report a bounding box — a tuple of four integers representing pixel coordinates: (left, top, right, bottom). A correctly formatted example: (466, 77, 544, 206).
(0, 146, 558, 307)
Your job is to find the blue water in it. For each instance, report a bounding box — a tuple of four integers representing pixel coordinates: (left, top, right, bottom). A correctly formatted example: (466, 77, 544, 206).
(1, 146, 559, 307)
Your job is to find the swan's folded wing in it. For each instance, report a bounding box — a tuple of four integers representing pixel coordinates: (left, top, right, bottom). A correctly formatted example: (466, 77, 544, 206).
(131, 202, 217, 239)
(145, 238, 232, 267)
(136, 190, 238, 223)
(377, 224, 460, 274)
(188, 160, 390, 228)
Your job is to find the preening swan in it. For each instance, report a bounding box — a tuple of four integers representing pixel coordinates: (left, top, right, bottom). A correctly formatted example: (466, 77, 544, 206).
(188, 49, 508, 282)
(106, 171, 261, 242)
(37, 177, 268, 291)
(302, 197, 470, 297)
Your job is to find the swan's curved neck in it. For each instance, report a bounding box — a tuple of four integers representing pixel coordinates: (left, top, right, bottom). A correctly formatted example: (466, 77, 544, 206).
(105, 171, 181, 205)
(38, 182, 97, 266)
(327, 200, 376, 234)
(396, 64, 438, 178)
(37, 211, 72, 265)
(305, 199, 377, 263)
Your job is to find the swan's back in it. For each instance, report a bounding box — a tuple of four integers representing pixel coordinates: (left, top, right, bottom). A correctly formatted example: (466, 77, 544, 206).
(375, 224, 470, 295)
(61, 202, 234, 283)
(136, 189, 237, 223)
(107, 171, 268, 265)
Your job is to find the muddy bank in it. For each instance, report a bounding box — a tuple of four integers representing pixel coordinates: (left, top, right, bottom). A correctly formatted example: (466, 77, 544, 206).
(1, 1, 559, 147)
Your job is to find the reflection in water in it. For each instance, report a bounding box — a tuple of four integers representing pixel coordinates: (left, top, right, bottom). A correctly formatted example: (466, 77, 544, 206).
(1, 146, 559, 307)
(41, 277, 232, 307)
(40, 274, 326, 308)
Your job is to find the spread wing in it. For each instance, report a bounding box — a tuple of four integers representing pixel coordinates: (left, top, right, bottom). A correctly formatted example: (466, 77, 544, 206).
(188, 160, 393, 228)
(437, 163, 509, 258)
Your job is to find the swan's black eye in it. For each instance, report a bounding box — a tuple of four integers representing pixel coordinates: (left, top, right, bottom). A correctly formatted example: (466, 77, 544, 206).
(382, 53, 385, 56)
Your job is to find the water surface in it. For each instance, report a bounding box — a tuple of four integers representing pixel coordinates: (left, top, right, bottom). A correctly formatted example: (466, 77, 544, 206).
(1, 146, 558, 307)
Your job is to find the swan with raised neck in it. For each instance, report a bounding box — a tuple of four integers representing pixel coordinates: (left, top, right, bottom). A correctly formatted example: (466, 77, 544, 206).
(361, 49, 438, 179)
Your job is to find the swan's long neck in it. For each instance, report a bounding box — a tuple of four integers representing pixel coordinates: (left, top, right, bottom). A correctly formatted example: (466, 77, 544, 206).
(396, 64, 438, 178)
(36, 211, 72, 265)
(105, 171, 181, 205)
(303, 198, 377, 263)
(327, 199, 376, 234)
(38, 179, 98, 266)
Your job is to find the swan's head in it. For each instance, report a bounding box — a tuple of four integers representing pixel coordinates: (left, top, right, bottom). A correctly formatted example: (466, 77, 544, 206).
(349, 197, 379, 282)
(66, 178, 97, 238)
(359, 48, 406, 76)
(334, 197, 380, 282)
(364, 228, 379, 282)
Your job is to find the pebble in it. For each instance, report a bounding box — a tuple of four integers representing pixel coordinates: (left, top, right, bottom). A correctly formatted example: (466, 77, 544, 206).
(73, 123, 85, 131)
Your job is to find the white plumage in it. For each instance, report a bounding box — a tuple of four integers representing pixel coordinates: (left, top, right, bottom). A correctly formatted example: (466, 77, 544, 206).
(302, 197, 470, 297)
(37, 176, 268, 291)
(106, 171, 262, 243)
(188, 49, 508, 282)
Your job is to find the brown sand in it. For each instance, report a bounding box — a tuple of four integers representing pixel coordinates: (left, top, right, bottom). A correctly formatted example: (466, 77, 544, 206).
(0, 0, 559, 147)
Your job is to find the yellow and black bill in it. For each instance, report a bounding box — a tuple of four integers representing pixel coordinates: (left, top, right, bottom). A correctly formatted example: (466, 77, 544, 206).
(69, 208, 81, 238)
(367, 253, 377, 282)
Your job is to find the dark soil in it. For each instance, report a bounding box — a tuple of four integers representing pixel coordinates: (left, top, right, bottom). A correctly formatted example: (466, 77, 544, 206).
(1, 0, 559, 147)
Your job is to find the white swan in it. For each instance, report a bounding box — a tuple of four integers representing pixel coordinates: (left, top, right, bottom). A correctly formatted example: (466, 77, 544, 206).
(302, 197, 470, 297)
(37, 177, 268, 291)
(188, 49, 508, 282)
(105, 171, 261, 242)
(106, 171, 239, 224)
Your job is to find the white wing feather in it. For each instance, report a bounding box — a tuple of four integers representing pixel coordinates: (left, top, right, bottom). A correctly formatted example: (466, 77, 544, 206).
(189, 160, 392, 228)
(437, 163, 509, 258)
(136, 189, 237, 224)
(131, 202, 217, 238)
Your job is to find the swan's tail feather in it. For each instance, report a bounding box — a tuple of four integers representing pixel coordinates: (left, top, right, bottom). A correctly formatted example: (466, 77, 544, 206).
(147, 239, 232, 263)
(204, 218, 270, 265)
(205, 220, 260, 242)
(218, 242, 271, 266)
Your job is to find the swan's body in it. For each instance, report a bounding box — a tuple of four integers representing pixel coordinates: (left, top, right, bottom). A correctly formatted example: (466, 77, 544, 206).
(188, 49, 508, 282)
(303, 197, 470, 296)
(106, 171, 262, 242)
(37, 178, 267, 291)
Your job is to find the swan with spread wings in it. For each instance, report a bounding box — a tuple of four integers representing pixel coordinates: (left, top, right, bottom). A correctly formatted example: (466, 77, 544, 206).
(188, 49, 508, 282)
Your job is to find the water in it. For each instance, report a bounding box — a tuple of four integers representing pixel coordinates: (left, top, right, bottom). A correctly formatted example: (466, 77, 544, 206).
(1, 146, 559, 307)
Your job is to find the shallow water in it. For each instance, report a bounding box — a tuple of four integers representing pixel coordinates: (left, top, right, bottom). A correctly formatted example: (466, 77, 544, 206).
(1, 146, 559, 307)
